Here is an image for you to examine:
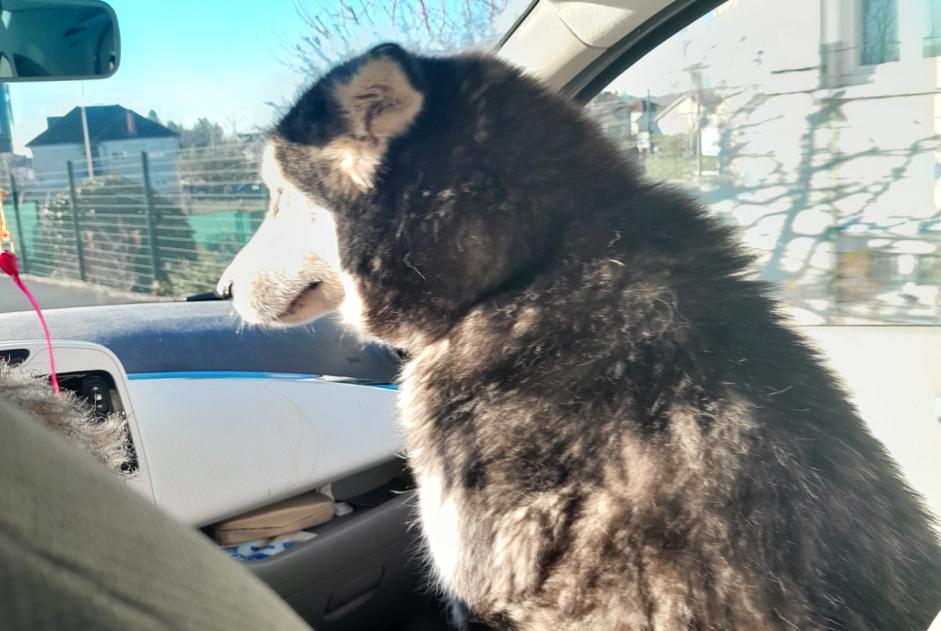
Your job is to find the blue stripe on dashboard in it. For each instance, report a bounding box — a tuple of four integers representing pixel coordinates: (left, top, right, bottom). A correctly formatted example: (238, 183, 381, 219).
(126, 371, 399, 390)
(127, 371, 318, 381)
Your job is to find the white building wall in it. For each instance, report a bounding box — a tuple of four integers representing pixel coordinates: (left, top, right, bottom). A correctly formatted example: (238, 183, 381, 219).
(29, 143, 88, 189)
(98, 137, 181, 194)
(29, 136, 180, 195)
(610, 0, 939, 323)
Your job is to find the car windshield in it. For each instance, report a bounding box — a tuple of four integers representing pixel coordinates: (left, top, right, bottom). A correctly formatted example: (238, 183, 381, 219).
(0, 0, 525, 312)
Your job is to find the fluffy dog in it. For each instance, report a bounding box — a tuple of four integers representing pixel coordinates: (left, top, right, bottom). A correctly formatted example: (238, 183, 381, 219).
(0, 363, 132, 474)
(220, 44, 941, 629)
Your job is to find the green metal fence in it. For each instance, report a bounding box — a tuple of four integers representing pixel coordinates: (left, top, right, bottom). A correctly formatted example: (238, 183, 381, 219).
(6, 144, 267, 298)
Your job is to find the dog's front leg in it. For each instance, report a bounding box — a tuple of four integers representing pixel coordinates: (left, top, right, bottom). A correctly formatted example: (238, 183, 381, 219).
(447, 596, 512, 630)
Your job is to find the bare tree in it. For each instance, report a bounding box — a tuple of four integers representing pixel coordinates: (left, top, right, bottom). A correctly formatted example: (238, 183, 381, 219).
(288, 0, 509, 78)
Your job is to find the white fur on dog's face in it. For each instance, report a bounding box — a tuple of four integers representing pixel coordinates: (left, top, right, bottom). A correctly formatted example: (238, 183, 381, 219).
(222, 50, 424, 333)
(218, 143, 344, 326)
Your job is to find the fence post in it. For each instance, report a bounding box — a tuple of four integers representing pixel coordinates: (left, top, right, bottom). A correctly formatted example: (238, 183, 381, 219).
(66, 161, 87, 281)
(9, 174, 28, 274)
(236, 209, 247, 244)
(140, 152, 161, 285)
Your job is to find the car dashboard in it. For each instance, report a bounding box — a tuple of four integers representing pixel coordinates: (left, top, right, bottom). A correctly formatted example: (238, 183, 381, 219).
(0, 301, 404, 525)
(0, 302, 441, 628)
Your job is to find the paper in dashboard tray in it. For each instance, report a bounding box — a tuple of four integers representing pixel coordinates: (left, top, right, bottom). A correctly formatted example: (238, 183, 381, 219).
(211, 491, 335, 546)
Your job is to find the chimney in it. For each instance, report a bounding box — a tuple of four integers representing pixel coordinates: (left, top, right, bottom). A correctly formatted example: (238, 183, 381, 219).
(126, 110, 136, 135)
(46, 116, 63, 128)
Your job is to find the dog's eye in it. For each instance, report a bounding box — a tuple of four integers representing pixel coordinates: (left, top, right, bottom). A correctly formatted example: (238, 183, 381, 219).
(269, 188, 284, 217)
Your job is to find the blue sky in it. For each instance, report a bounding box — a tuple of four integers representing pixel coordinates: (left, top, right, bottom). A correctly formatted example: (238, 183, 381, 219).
(4, 0, 536, 155)
(8, 1, 365, 153)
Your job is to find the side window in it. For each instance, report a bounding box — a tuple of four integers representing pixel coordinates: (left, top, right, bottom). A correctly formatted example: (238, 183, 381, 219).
(585, 0, 941, 325)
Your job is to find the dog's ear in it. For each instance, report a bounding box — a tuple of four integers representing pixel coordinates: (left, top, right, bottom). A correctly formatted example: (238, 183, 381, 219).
(334, 43, 424, 143)
(324, 44, 424, 193)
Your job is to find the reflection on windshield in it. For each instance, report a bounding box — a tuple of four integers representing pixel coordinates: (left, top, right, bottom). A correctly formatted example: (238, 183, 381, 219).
(587, 0, 941, 325)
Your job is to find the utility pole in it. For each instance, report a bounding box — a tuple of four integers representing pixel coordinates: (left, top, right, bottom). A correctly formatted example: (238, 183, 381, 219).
(79, 82, 94, 178)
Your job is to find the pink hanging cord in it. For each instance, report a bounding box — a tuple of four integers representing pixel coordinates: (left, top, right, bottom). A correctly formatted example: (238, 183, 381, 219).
(0, 251, 60, 394)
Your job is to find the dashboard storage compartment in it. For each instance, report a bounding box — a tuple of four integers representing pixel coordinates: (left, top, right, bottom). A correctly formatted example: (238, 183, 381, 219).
(212, 491, 334, 546)
(247, 481, 434, 630)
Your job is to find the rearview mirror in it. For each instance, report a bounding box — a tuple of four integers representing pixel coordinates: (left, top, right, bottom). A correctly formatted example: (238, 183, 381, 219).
(0, 0, 119, 82)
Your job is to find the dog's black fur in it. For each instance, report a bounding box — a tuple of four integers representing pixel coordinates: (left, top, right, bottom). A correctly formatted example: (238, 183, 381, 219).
(267, 45, 941, 629)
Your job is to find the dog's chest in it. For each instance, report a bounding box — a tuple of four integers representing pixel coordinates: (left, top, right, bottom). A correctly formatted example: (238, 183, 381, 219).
(414, 469, 464, 590)
(395, 379, 456, 585)
(399, 350, 564, 605)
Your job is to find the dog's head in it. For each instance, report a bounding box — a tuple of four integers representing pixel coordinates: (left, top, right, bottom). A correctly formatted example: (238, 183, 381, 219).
(223, 43, 591, 346)
(217, 142, 344, 326)
(218, 44, 424, 329)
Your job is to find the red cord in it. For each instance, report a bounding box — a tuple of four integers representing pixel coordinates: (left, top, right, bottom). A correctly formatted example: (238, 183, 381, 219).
(0, 251, 60, 393)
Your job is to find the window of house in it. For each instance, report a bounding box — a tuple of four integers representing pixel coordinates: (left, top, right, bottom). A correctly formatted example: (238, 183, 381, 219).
(585, 0, 941, 325)
(862, 0, 900, 64)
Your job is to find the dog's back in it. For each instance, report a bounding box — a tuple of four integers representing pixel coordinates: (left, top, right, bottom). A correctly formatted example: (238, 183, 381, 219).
(254, 45, 941, 629)
(399, 178, 941, 629)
